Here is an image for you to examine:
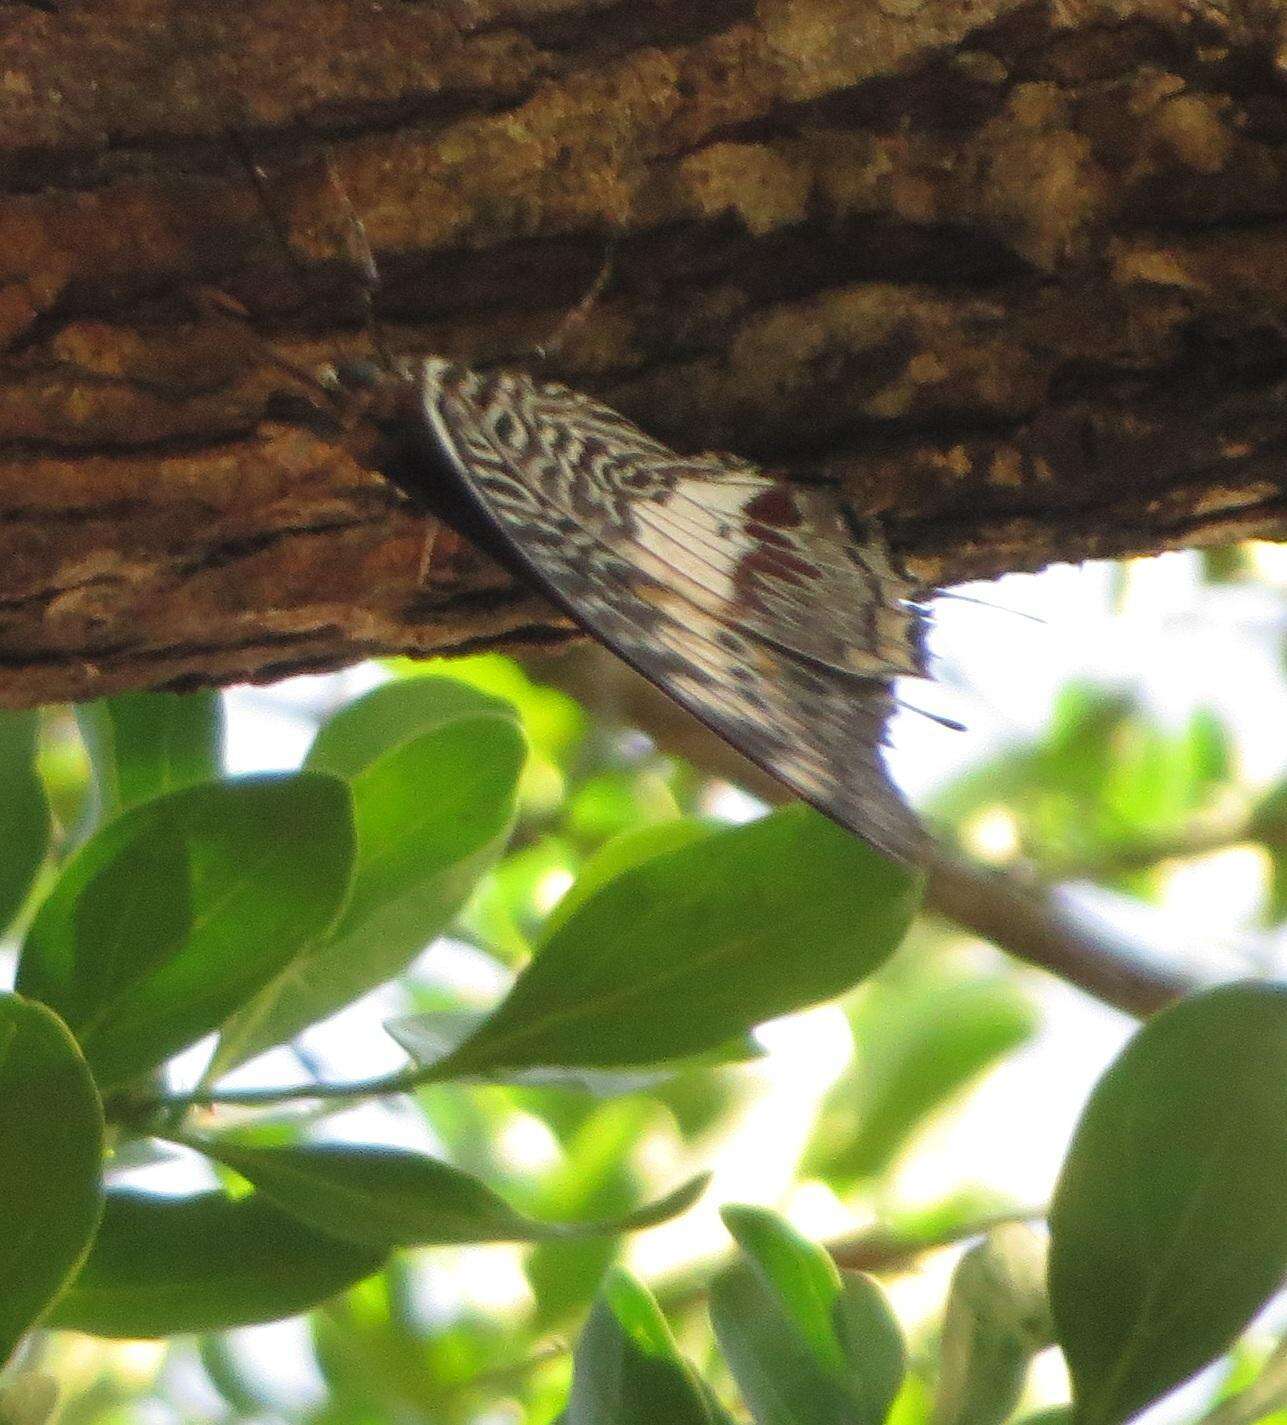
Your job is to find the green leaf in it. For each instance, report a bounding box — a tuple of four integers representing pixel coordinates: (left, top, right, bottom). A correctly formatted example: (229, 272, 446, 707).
(210, 684, 522, 1074)
(437, 806, 921, 1076)
(566, 1269, 723, 1425)
(0, 994, 104, 1369)
(542, 819, 716, 936)
(16, 774, 355, 1090)
(712, 1208, 904, 1425)
(185, 1138, 707, 1250)
(48, 1188, 385, 1337)
(75, 690, 223, 820)
(1049, 982, 1287, 1425)
(0, 711, 50, 936)
(806, 973, 1038, 1187)
(711, 1262, 900, 1425)
(933, 1225, 1052, 1425)
(831, 1275, 907, 1425)
(305, 675, 514, 780)
(721, 1207, 846, 1371)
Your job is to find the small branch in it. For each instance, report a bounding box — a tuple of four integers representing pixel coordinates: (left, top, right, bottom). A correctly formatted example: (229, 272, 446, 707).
(825, 1205, 1044, 1273)
(654, 1204, 1044, 1315)
(131, 1062, 440, 1114)
(921, 848, 1199, 1019)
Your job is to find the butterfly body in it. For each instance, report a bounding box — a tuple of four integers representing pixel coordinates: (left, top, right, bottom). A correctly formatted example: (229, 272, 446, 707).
(390, 356, 927, 862)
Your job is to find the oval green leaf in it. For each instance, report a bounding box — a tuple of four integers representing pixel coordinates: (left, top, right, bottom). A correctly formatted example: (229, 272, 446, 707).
(186, 1137, 707, 1250)
(75, 690, 223, 819)
(712, 1208, 904, 1425)
(1049, 982, 1287, 1425)
(438, 806, 922, 1075)
(721, 1206, 846, 1372)
(0, 994, 104, 1369)
(16, 773, 355, 1090)
(934, 1225, 1051, 1425)
(305, 675, 515, 780)
(711, 1262, 862, 1425)
(47, 1188, 385, 1337)
(567, 1268, 727, 1425)
(0, 711, 50, 936)
(210, 691, 523, 1074)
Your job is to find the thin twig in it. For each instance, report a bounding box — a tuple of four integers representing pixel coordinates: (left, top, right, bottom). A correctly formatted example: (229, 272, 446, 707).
(654, 1204, 1045, 1315)
(135, 1061, 442, 1113)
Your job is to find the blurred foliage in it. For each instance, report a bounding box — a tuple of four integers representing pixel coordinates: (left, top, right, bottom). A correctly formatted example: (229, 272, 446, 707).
(0, 550, 1284, 1425)
(933, 682, 1235, 888)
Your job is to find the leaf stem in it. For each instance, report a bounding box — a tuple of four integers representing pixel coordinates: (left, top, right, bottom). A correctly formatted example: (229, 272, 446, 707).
(131, 1061, 451, 1113)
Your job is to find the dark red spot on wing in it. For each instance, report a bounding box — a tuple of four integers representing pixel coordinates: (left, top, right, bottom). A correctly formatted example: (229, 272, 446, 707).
(735, 544, 820, 596)
(744, 519, 795, 551)
(743, 487, 804, 528)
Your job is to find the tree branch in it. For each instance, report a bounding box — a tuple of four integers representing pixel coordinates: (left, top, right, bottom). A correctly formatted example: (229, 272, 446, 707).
(920, 849, 1197, 1017)
(1, 0, 1286, 705)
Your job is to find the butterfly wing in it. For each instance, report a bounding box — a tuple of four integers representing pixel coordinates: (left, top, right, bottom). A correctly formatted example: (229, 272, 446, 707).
(415, 358, 927, 861)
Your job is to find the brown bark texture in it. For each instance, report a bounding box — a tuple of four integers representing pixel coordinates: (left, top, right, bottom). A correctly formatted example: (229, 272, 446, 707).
(2, 0, 1286, 707)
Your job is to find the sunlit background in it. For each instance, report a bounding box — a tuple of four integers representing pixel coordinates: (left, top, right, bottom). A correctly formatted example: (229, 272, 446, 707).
(7, 543, 1285, 1425)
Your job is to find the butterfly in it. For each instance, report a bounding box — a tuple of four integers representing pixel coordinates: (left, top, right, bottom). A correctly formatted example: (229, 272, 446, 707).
(370, 356, 929, 862)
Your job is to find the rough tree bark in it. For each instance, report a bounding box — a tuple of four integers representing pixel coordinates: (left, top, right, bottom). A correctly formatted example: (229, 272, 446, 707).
(1, 0, 1285, 707)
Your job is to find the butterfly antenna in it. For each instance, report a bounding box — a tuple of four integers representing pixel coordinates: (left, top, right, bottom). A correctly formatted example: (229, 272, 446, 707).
(895, 698, 968, 732)
(930, 589, 1046, 624)
(532, 238, 618, 365)
(229, 130, 314, 297)
(220, 133, 357, 407)
(319, 149, 398, 374)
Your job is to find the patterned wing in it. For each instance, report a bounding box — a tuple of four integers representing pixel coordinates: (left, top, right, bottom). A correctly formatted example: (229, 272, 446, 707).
(415, 357, 927, 860)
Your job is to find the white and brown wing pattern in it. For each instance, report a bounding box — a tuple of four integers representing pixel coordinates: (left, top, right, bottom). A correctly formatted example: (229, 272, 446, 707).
(416, 357, 927, 861)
